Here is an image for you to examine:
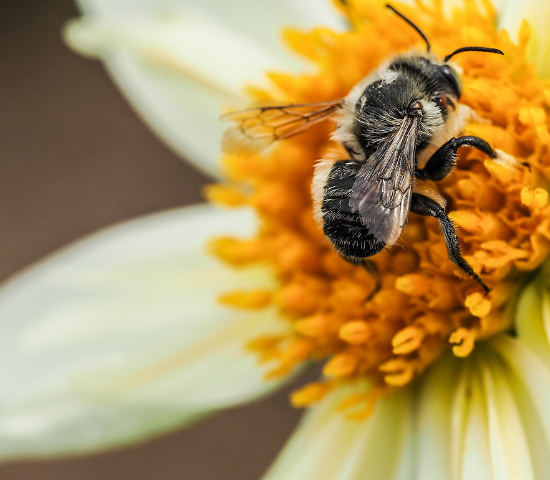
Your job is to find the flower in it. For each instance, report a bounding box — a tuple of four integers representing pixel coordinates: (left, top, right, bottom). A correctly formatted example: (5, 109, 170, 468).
(1, 0, 550, 479)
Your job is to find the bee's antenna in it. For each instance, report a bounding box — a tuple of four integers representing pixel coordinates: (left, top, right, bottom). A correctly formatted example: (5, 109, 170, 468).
(444, 47, 504, 62)
(386, 4, 431, 53)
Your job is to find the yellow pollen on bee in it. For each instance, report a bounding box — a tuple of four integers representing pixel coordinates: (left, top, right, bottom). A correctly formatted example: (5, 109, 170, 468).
(210, 0, 550, 415)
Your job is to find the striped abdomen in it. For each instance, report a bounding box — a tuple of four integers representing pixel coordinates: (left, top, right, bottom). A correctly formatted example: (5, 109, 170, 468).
(321, 160, 385, 263)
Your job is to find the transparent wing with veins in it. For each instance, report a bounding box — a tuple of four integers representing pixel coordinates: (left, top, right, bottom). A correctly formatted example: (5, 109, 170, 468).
(221, 100, 343, 153)
(349, 115, 421, 246)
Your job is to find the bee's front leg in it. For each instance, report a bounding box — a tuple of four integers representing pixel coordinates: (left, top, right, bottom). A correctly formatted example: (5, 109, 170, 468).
(416, 136, 496, 181)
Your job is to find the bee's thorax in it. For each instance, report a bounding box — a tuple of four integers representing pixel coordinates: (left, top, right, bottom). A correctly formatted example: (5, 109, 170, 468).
(332, 52, 460, 163)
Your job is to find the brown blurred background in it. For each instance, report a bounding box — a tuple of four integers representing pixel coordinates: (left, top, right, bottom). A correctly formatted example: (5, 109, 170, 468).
(0, 1, 304, 478)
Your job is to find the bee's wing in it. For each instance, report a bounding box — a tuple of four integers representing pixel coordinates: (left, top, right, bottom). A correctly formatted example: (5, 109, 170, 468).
(349, 115, 421, 246)
(221, 100, 343, 153)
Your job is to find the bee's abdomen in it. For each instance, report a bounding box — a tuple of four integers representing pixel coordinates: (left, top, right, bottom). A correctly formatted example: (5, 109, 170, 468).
(321, 160, 385, 263)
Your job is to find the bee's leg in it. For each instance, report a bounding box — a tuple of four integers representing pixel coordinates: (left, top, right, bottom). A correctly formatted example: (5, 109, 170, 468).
(416, 136, 496, 181)
(359, 259, 380, 301)
(410, 193, 491, 294)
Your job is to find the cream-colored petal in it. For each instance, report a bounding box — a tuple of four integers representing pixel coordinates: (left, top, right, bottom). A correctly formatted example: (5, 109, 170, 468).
(416, 341, 543, 480)
(515, 268, 550, 366)
(66, 0, 343, 176)
(74, 307, 290, 409)
(414, 352, 494, 480)
(459, 362, 495, 480)
(490, 336, 550, 480)
(414, 353, 460, 480)
(452, 350, 535, 480)
(480, 354, 534, 480)
(0, 205, 290, 458)
(261, 383, 412, 480)
(74, 0, 342, 58)
(63, 13, 286, 177)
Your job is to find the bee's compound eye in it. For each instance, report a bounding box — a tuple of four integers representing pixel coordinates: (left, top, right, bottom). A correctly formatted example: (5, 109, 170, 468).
(440, 65, 463, 98)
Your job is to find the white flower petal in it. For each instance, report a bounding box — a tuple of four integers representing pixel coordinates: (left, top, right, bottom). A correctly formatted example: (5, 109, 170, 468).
(0, 205, 290, 458)
(480, 355, 534, 480)
(63, 13, 284, 177)
(459, 363, 494, 480)
(515, 272, 550, 367)
(66, 0, 343, 176)
(261, 383, 412, 480)
(496, 0, 550, 78)
(415, 353, 496, 480)
(414, 354, 461, 480)
(490, 336, 550, 480)
(75, 306, 290, 410)
(74, 0, 342, 57)
(416, 340, 544, 480)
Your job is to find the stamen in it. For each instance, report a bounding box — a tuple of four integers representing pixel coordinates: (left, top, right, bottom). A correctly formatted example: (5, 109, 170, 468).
(219, 290, 272, 309)
(339, 320, 372, 345)
(208, 237, 264, 265)
(294, 314, 329, 337)
(204, 184, 248, 207)
(379, 358, 415, 386)
(392, 326, 425, 354)
(395, 273, 432, 296)
(449, 328, 476, 357)
(291, 382, 334, 407)
(323, 353, 359, 377)
(465, 292, 492, 318)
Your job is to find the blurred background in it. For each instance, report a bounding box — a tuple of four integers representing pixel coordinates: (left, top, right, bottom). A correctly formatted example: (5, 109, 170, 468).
(0, 1, 303, 478)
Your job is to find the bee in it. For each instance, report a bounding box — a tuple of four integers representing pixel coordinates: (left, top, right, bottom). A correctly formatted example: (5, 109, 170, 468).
(221, 4, 506, 294)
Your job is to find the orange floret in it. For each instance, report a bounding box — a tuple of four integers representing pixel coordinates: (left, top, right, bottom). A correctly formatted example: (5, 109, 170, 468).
(210, 0, 550, 412)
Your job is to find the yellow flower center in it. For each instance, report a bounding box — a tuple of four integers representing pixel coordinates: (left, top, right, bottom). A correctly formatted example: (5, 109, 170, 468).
(207, 0, 550, 415)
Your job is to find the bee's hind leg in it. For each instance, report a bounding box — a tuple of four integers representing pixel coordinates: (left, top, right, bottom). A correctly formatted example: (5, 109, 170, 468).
(416, 136, 496, 181)
(410, 193, 491, 294)
(359, 259, 381, 301)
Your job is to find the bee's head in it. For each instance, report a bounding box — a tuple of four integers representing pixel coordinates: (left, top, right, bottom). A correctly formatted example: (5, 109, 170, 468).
(385, 54, 463, 113)
(333, 5, 504, 161)
(385, 4, 503, 102)
(331, 55, 449, 161)
(438, 63, 462, 99)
